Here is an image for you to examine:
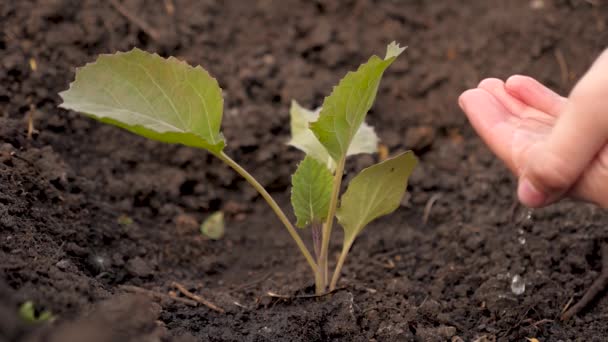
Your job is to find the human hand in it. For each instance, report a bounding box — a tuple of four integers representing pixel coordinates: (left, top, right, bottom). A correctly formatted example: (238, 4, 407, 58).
(458, 49, 608, 208)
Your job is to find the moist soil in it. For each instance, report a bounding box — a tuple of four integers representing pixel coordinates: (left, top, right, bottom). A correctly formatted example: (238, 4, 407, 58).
(1, 1, 608, 341)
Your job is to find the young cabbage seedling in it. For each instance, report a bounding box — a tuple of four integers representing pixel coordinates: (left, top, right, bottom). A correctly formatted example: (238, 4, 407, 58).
(19, 301, 53, 323)
(59, 42, 417, 294)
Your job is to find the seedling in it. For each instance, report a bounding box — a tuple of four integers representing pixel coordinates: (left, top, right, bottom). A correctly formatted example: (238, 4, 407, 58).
(59, 42, 417, 294)
(117, 214, 134, 226)
(19, 301, 53, 323)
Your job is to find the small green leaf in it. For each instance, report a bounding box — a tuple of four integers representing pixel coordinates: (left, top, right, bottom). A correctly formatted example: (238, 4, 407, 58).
(288, 100, 379, 171)
(19, 301, 53, 323)
(310, 42, 406, 162)
(201, 211, 224, 240)
(59, 48, 225, 153)
(117, 214, 133, 226)
(19, 301, 36, 322)
(291, 156, 333, 228)
(337, 151, 417, 246)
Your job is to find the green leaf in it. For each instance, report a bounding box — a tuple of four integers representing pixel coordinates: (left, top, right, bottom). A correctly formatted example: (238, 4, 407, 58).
(201, 211, 225, 240)
(309, 42, 405, 162)
(288, 100, 379, 171)
(337, 151, 417, 246)
(59, 48, 225, 153)
(291, 156, 333, 228)
(117, 214, 134, 226)
(19, 301, 53, 323)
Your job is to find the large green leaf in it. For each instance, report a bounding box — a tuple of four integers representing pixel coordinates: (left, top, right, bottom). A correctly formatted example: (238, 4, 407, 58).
(309, 42, 405, 162)
(291, 156, 333, 228)
(288, 100, 379, 171)
(336, 151, 417, 247)
(59, 48, 225, 153)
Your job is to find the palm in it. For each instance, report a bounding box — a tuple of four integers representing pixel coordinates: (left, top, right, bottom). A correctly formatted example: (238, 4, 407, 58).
(459, 75, 607, 203)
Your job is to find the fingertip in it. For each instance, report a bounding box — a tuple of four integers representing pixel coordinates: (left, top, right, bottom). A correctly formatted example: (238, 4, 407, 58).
(505, 74, 531, 86)
(458, 88, 504, 123)
(458, 89, 477, 112)
(457, 88, 518, 172)
(477, 77, 504, 90)
(517, 177, 547, 208)
(459, 88, 501, 123)
(505, 74, 566, 116)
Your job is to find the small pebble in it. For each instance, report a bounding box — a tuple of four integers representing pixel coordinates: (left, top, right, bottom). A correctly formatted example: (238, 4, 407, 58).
(126, 257, 153, 278)
(56, 259, 71, 270)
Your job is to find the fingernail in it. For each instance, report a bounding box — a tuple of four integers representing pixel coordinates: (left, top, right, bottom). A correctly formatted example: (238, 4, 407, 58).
(518, 178, 546, 207)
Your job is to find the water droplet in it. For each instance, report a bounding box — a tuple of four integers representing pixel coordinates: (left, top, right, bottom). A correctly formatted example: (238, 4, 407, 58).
(518, 236, 526, 245)
(511, 274, 525, 295)
(517, 228, 525, 235)
(525, 209, 534, 221)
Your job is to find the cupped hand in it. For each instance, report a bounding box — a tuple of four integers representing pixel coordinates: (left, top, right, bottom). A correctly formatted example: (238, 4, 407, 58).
(458, 50, 608, 208)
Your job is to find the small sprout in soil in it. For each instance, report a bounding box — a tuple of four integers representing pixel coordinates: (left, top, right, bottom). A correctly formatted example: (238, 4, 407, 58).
(19, 301, 53, 323)
(117, 214, 134, 226)
(201, 211, 225, 240)
(59, 42, 417, 294)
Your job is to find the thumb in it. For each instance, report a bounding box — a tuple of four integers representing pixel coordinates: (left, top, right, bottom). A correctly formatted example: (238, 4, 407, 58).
(518, 50, 608, 207)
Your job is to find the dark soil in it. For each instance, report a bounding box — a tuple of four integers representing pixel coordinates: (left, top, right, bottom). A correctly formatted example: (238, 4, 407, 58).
(1, 0, 608, 341)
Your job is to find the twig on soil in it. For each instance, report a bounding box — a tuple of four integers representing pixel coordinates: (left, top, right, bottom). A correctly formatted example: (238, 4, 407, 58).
(119, 284, 197, 306)
(561, 296, 574, 315)
(171, 281, 225, 313)
(554, 48, 569, 86)
(422, 193, 442, 224)
(369, 257, 395, 269)
(531, 318, 553, 330)
(232, 301, 253, 310)
(108, 0, 161, 41)
(504, 306, 533, 337)
(561, 241, 608, 321)
(231, 271, 273, 292)
(27, 104, 35, 139)
(10, 152, 34, 167)
(361, 305, 401, 314)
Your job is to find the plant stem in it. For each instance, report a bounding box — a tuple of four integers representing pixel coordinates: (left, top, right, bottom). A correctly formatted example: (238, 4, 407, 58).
(329, 241, 353, 291)
(312, 222, 324, 294)
(314, 265, 324, 294)
(311, 223, 322, 261)
(217, 152, 317, 274)
(317, 157, 346, 292)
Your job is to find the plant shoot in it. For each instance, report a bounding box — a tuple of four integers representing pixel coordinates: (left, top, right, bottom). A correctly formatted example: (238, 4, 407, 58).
(59, 42, 417, 294)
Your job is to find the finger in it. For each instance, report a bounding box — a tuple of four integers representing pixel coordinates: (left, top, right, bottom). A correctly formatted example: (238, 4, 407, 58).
(479, 77, 556, 126)
(517, 54, 608, 207)
(572, 144, 608, 208)
(478, 78, 529, 117)
(459, 88, 518, 173)
(505, 75, 567, 117)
